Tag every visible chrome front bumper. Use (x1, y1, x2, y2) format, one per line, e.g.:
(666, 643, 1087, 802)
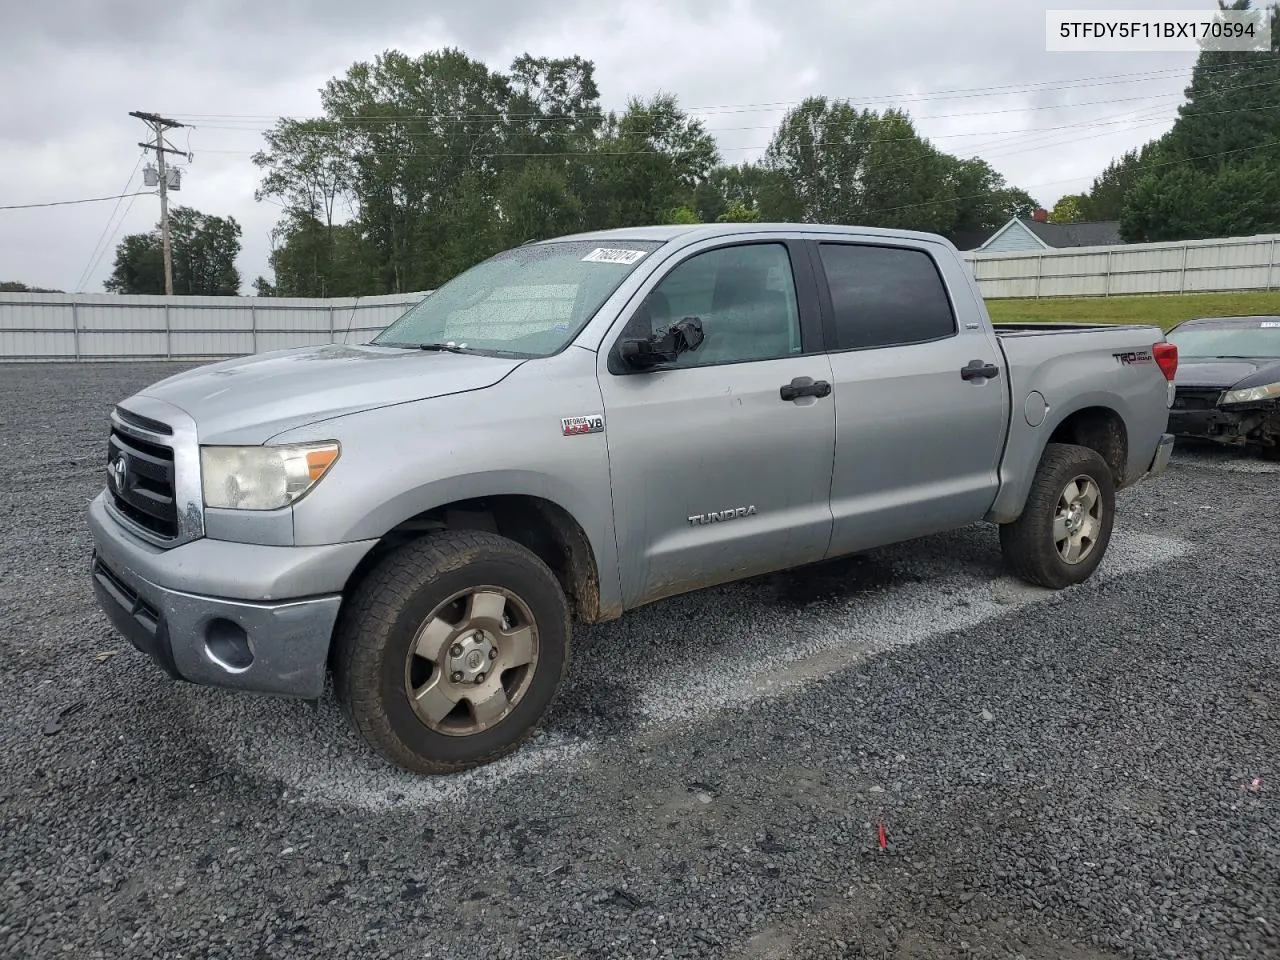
(87, 492, 376, 699)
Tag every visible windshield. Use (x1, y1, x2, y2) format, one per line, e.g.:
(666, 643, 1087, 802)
(1167, 319, 1280, 359)
(373, 239, 664, 357)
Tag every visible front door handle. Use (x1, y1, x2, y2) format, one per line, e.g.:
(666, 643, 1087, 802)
(960, 359, 1000, 381)
(780, 376, 832, 401)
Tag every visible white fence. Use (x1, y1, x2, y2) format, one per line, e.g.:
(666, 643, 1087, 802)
(963, 232, 1280, 299)
(5, 231, 1280, 361)
(0, 291, 426, 362)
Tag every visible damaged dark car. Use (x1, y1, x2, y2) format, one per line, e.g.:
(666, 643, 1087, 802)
(1166, 315, 1280, 459)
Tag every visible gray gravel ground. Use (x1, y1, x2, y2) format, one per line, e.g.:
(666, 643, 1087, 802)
(2, 361, 1278, 960)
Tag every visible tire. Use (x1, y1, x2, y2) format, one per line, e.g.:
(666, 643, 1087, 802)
(332, 529, 571, 774)
(999, 442, 1116, 589)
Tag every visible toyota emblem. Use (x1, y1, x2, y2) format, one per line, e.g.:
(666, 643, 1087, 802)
(109, 456, 127, 489)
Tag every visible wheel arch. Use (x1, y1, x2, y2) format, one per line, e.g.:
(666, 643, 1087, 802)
(339, 491, 615, 630)
(987, 398, 1131, 525)
(1045, 405, 1129, 485)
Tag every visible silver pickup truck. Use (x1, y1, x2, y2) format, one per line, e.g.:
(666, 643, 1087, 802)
(88, 223, 1178, 774)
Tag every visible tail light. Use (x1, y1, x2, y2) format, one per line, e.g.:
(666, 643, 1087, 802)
(1153, 341, 1178, 381)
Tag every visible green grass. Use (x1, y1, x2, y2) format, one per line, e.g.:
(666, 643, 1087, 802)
(987, 290, 1280, 332)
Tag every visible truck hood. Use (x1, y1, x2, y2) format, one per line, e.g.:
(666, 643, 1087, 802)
(1175, 357, 1280, 390)
(135, 342, 525, 444)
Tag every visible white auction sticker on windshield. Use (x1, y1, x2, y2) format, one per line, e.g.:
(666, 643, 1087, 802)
(581, 247, 648, 265)
(1260, 321, 1280, 327)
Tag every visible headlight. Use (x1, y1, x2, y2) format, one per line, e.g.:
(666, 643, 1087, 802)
(200, 442, 340, 510)
(1220, 381, 1280, 405)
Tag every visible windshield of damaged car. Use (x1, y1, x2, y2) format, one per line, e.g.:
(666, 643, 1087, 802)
(1167, 319, 1280, 359)
(373, 240, 663, 357)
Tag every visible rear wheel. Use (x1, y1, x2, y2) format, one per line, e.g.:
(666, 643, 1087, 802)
(999, 442, 1116, 589)
(333, 530, 571, 774)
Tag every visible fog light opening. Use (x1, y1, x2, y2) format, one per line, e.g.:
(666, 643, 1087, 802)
(205, 618, 254, 672)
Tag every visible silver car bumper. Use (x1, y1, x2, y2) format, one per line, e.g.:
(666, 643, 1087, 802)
(87, 492, 376, 699)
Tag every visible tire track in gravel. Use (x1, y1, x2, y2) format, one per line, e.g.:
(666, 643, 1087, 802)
(177, 524, 1190, 812)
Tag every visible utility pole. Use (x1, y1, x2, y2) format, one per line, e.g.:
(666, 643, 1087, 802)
(130, 111, 188, 296)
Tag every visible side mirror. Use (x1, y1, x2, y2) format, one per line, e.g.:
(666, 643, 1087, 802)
(619, 317, 705, 370)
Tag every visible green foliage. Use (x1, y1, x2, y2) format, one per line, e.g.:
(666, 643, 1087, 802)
(105, 206, 242, 296)
(251, 50, 1042, 295)
(261, 212, 377, 298)
(1050, 194, 1087, 223)
(943, 157, 1038, 243)
(1081, 1, 1280, 239)
(759, 99, 1035, 243)
(1079, 142, 1166, 220)
(663, 205, 701, 224)
(1121, 158, 1280, 241)
(694, 164, 776, 222)
(716, 202, 761, 223)
(0, 281, 63, 292)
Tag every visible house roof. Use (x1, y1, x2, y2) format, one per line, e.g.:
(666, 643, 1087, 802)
(950, 228, 993, 252)
(1020, 219, 1123, 248)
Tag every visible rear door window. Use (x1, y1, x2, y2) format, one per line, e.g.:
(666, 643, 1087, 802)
(817, 243, 957, 351)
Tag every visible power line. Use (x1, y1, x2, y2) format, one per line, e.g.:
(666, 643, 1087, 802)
(0, 191, 155, 211)
(186, 70, 1280, 144)
(190, 90, 1190, 136)
(191, 99, 1274, 162)
(79, 191, 146, 294)
(161, 56, 1280, 128)
(75, 152, 147, 292)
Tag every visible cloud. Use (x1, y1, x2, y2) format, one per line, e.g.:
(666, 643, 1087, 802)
(1, 0, 1199, 293)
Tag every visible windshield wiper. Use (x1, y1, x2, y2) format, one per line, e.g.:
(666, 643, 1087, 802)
(416, 342, 472, 354)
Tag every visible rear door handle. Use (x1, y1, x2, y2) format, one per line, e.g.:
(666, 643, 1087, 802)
(779, 376, 832, 401)
(961, 359, 1000, 381)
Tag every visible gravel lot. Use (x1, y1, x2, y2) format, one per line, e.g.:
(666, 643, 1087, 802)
(2, 361, 1278, 960)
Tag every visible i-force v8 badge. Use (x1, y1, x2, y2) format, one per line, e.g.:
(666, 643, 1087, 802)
(561, 415, 604, 436)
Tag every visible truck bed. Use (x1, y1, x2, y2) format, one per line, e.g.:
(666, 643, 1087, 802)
(982, 317, 1173, 523)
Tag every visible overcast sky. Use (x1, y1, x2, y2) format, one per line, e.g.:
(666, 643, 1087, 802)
(1, 0, 1208, 294)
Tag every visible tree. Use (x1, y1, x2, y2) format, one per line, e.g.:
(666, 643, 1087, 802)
(694, 163, 778, 222)
(259, 213, 377, 298)
(1159, 0, 1280, 172)
(1107, 2, 1280, 239)
(1080, 143, 1166, 220)
(663, 204, 701, 224)
(760, 98, 1037, 242)
(716, 201, 761, 223)
(104, 233, 164, 295)
(1121, 157, 1280, 241)
(105, 206, 242, 295)
(0, 281, 63, 292)
(580, 94, 720, 229)
(319, 47, 515, 292)
(498, 161, 583, 246)
(253, 119, 352, 229)
(1050, 194, 1087, 223)
(251, 48, 1046, 295)
(942, 156, 1037, 245)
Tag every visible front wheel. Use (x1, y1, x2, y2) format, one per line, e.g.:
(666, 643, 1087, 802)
(999, 442, 1116, 589)
(332, 530, 571, 774)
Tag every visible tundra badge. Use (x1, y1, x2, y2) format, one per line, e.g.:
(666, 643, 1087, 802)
(688, 506, 758, 526)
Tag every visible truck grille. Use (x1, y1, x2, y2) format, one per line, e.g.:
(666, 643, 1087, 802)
(107, 426, 178, 539)
(1172, 386, 1223, 411)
